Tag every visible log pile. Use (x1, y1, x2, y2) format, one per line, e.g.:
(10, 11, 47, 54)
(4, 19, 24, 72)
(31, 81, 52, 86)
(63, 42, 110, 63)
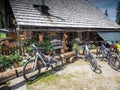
(0, 66, 23, 84)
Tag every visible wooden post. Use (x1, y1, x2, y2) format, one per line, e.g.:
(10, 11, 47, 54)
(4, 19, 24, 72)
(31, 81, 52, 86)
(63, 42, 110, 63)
(39, 33, 43, 42)
(86, 31, 90, 40)
(63, 33, 68, 52)
(16, 26, 20, 45)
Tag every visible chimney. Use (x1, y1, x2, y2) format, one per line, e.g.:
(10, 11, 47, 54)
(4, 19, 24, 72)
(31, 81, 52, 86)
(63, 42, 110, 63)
(33, 0, 50, 15)
(41, 0, 45, 5)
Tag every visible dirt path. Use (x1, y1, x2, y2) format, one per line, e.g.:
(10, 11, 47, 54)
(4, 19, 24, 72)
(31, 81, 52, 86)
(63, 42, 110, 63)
(27, 59, 120, 90)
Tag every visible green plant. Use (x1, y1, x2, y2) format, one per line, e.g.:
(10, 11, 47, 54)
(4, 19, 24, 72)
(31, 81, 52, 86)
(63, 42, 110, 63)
(26, 46, 33, 52)
(9, 53, 21, 68)
(8, 52, 19, 62)
(90, 44, 96, 49)
(6, 81, 11, 86)
(72, 38, 81, 50)
(72, 43, 80, 55)
(0, 55, 12, 69)
(0, 32, 6, 38)
(12, 53, 19, 62)
(35, 40, 54, 54)
(0, 53, 20, 70)
(19, 60, 25, 66)
(72, 43, 79, 51)
(20, 40, 35, 52)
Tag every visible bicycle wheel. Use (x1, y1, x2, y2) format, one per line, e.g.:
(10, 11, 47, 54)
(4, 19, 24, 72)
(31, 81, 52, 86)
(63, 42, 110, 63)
(51, 54, 63, 71)
(100, 49, 106, 61)
(89, 54, 97, 71)
(96, 47, 101, 57)
(22, 59, 41, 81)
(109, 52, 120, 70)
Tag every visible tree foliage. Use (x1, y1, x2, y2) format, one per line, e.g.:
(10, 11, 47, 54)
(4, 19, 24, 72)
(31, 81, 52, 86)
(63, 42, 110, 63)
(0, 0, 5, 28)
(116, 1, 120, 25)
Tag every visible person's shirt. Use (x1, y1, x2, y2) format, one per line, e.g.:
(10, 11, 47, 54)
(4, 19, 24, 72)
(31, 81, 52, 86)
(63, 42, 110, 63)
(116, 43, 120, 53)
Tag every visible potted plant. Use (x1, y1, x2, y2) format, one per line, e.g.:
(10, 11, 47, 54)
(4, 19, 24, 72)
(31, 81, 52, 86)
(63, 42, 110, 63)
(72, 38, 81, 55)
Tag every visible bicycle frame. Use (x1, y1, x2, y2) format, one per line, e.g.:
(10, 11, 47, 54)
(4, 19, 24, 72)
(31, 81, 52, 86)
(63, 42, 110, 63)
(35, 49, 54, 67)
(101, 43, 110, 59)
(31, 44, 54, 68)
(84, 44, 91, 59)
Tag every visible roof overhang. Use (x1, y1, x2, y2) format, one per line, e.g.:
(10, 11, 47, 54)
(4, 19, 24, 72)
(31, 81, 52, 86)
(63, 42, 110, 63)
(16, 25, 120, 32)
(97, 31, 120, 43)
(0, 29, 10, 32)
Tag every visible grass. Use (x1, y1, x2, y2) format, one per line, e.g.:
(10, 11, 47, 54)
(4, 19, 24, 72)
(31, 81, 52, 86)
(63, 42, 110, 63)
(6, 81, 11, 86)
(26, 70, 92, 90)
(26, 72, 61, 90)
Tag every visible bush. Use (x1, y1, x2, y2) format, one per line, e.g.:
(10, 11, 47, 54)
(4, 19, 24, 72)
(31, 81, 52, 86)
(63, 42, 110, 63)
(0, 55, 12, 70)
(35, 40, 54, 54)
(0, 53, 20, 71)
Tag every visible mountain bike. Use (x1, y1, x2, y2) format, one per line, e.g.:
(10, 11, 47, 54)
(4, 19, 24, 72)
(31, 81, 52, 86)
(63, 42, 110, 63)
(100, 41, 120, 70)
(22, 44, 63, 81)
(83, 43, 98, 72)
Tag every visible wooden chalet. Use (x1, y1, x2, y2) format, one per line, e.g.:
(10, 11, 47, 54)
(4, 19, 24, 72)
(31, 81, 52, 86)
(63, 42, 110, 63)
(1, 0, 120, 51)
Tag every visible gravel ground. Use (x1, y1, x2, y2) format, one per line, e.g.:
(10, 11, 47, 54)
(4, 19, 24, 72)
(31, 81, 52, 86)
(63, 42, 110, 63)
(27, 58, 120, 90)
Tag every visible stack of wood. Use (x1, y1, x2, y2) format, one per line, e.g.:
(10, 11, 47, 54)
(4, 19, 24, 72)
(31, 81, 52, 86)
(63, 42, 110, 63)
(20, 34, 25, 41)
(63, 33, 69, 51)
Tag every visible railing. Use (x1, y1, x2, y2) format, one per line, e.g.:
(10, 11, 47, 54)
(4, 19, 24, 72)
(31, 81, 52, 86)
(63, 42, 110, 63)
(0, 45, 25, 55)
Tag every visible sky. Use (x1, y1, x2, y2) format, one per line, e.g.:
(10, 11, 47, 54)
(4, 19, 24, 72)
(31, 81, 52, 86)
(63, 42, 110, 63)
(90, 0, 120, 22)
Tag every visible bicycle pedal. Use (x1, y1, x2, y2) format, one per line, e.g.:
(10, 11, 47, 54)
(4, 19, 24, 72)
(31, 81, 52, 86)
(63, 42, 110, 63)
(47, 64, 50, 67)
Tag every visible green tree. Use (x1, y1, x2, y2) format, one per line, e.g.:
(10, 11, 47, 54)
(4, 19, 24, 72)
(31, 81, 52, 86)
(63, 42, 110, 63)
(116, 1, 120, 25)
(0, 0, 5, 28)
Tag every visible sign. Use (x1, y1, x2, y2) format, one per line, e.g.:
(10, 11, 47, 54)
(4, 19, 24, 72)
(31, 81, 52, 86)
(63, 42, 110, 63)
(51, 39, 63, 49)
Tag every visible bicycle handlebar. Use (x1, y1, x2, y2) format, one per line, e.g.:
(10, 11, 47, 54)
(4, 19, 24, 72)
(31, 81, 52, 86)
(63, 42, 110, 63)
(32, 44, 38, 49)
(32, 44, 45, 51)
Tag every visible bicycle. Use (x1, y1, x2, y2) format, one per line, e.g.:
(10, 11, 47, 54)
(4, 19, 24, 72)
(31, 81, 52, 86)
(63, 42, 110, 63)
(100, 41, 120, 70)
(22, 44, 63, 81)
(83, 43, 98, 72)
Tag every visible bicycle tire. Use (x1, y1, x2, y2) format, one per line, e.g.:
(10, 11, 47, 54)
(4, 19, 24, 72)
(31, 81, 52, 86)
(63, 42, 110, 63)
(100, 49, 106, 61)
(51, 54, 63, 71)
(89, 54, 97, 71)
(22, 59, 41, 81)
(108, 52, 120, 70)
(96, 47, 101, 57)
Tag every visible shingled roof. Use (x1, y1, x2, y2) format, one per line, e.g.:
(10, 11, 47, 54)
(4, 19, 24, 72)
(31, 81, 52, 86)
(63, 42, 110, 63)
(9, 0, 120, 30)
